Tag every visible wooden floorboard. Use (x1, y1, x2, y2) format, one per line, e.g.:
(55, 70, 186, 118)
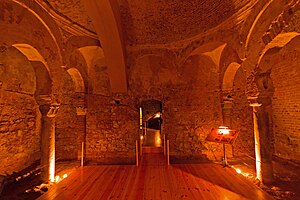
(38, 149, 273, 200)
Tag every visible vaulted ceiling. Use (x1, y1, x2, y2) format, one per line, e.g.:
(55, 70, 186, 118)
(44, 0, 259, 92)
(46, 0, 256, 45)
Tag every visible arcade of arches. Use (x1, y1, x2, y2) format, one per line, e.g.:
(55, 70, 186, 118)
(0, 0, 300, 199)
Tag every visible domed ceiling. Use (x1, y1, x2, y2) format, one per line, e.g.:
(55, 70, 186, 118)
(44, 0, 255, 45)
(119, 0, 254, 44)
(43, 0, 95, 32)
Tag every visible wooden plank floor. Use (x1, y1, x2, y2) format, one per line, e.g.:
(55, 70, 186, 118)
(38, 149, 273, 200)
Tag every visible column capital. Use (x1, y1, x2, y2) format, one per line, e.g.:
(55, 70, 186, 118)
(39, 104, 60, 117)
(36, 95, 60, 117)
(248, 96, 274, 107)
(246, 67, 274, 106)
(222, 99, 233, 109)
(76, 107, 87, 116)
(35, 95, 52, 106)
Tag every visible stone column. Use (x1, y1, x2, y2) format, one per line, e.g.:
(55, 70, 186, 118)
(38, 99, 59, 182)
(247, 68, 274, 184)
(221, 95, 234, 158)
(222, 98, 233, 128)
(249, 97, 274, 184)
(76, 107, 87, 163)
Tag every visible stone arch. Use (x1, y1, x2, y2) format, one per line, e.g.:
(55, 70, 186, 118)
(254, 33, 300, 163)
(76, 46, 111, 95)
(82, 0, 127, 92)
(178, 25, 246, 62)
(0, 44, 55, 180)
(219, 44, 243, 90)
(257, 32, 300, 70)
(55, 58, 89, 162)
(10, 43, 57, 182)
(66, 68, 85, 93)
(220, 47, 254, 158)
(12, 44, 52, 96)
(64, 36, 100, 64)
(241, 1, 299, 77)
(0, 46, 36, 95)
(181, 42, 227, 66)
(0, 0, 63, 69)
(222, 62, 241, 92)
(243, 0, 289, 53)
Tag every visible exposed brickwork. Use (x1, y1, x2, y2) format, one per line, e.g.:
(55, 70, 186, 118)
(0, 46, 40, 176)
(0, 91, 40, 175)
(128, 54, 224, 162)
(44, 0, 95, 32)
(56, 103, 80, 161)
(0, 0, 299, 181)
(270, 45, 300, 162)
(232, 68, 255, 157)
(85, 95, 138, 164)
(120, 0, 252, 44)
(55, 77, 86, 161)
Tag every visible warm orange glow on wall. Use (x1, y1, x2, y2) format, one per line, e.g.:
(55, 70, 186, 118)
(49, 147, 55, 183)
(140, 107, 143, 129)
(253, 107, 262, 182)
(155, 131, 162, 146)
(154, 113, 161, 118)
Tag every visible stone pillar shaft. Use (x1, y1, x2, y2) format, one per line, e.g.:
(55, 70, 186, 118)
(76, 107, 87, 162)
(252, 105, 262, 181)
(40, 115, 55, 182)
(251, 102, 274, 184)
(222, 100, 234, 158)
(39, 104, 59, 182)
(222, 100, 233, 127)
(246, 67, 275, 184)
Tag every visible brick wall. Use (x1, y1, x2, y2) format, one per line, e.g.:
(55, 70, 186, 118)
(128, 54, 226, 163)
(0, 46, 40, 176)
(85, 94, 138, 164)
(231, 67, 255, 157)
(271, 46, 300, 162)
(0, 91, 40, 175)
(55, 102, 80, 161)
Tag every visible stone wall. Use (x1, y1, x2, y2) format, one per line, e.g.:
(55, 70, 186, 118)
(44, 0, 95, 32)
(85, 94, 138, 164)
(55, 102, 80, 161)
(127, 53, 225, 163)
(55, 72, 87, 161)
(0, 91, 40, 176)
(231, 68, 255, 157)
(271, 42, 300, 163)
(0, 45, 41, 176)
(163, 85, 223, 163)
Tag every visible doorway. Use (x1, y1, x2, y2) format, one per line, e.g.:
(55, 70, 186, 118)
(140, 100, 162, 148)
